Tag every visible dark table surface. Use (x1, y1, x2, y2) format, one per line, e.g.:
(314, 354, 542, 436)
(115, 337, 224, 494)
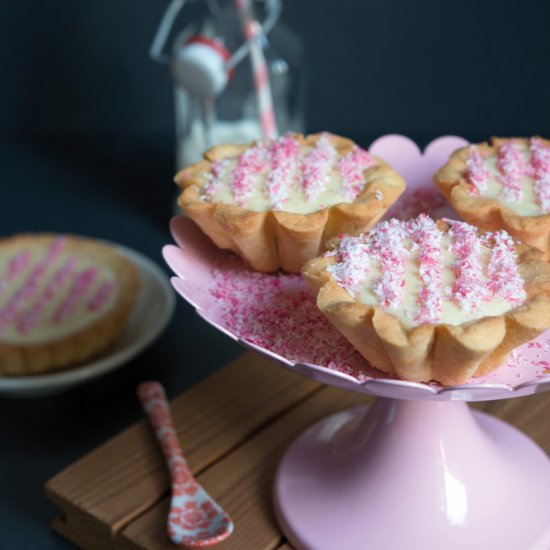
(0, 135, 243, 549)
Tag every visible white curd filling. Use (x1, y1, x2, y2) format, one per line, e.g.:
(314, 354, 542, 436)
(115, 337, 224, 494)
(466, 138, 550, 216)
(200, 133, 378, 214)
(327, 215, 526, 329)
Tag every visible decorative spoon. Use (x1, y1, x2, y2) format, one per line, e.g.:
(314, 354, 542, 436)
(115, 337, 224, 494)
(137, 381, 234, 547)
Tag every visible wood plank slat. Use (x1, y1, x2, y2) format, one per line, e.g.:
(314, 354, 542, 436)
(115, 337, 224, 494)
(45, 353, 320, 539)
(118, 386, 372, 550)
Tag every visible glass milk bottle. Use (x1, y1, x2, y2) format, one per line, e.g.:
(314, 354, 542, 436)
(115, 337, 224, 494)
(150, 0, 306, 170)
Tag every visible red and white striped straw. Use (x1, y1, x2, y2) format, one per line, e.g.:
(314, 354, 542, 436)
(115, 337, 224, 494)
(234, 0, 278, 140)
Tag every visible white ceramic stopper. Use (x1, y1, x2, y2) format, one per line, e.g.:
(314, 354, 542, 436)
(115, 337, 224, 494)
(171, 37, 229, 97)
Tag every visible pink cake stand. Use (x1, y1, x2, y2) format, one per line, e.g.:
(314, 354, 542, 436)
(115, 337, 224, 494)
(163, 136, 550, 550)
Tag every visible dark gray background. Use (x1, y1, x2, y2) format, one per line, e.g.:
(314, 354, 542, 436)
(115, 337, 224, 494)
(0, 1, 548, 548)
(2, 0, 549, 144)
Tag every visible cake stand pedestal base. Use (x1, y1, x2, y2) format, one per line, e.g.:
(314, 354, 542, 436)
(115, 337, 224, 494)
(274, 398, 550, 550)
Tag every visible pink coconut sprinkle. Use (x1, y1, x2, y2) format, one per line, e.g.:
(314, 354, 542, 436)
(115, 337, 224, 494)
(484, 230, 526, 305)
(337, 145, 376, 201)
(301, 133, 337, 201)
(264, 134, 300, 209)
(229, 143, 269, 206)
(202, 159, 226, 200)
(497, 140, 528, 202)
(408, 214, 443, 323)
(209, 260, 375, 379)
(531, 137, 550, 213)
(368, 219, 410, 309)
(326, 234, 371, 293)
(445, 219, 490, 312)
(466, 146, 492, 195)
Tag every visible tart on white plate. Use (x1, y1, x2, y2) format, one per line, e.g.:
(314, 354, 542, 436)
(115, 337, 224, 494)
(434, 136, 550, 259)
(0, 234, 140, 375)
(175, 132, 405, 273)
(302, 214, 550, 386)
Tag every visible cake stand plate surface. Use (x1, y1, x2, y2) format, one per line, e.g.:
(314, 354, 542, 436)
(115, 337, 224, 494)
(164, 135, 550, 550)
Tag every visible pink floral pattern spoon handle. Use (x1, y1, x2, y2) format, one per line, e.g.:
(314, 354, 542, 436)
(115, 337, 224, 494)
(137, 381, 234, 547)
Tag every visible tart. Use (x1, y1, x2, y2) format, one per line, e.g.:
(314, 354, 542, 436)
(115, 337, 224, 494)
(302, 214, 550, 386)
(0, 234, 140, 376)
(175, 132, 405, 273)
(434, 136, 550, 259)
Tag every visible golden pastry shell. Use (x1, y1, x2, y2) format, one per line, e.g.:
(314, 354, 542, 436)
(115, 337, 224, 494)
(301, 220, 550, 386)
(175, 132, 406, 273)
(0, 234, 140, 376)
(434, 136, 550, 260)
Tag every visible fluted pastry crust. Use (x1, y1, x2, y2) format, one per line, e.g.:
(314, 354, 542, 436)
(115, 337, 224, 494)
(0, 234, 140, 376)
(434, 137, 550, 260)
(175, 133, 405, 273)
(302, 220, 550, 386)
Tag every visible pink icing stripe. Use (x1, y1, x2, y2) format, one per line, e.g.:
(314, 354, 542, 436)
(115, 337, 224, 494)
(497, 140, 528, 202)
(229, 143, 269, 206)
(6, 251, 32, 282)
(0, 250, 32, 297)
(16, 257, 78, 334)
(485, 231, 526, 305)
(368, 219, 410, 309)
(466, 146, 491, 195)
(445, 219, 490, 312)
(408, 214, 443, 323)
(0, 238, 65, 333)
(337, 145, 376, 201)
(87, 280, 117, 312)
(531, 137, 550, 213)
(264, 134, 300, 209)
(52, 267, 98, 323)
(301, 133, 337, 202)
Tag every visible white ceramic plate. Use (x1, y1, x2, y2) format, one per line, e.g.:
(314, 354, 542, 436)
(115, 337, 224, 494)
(0, 243, 176, 398)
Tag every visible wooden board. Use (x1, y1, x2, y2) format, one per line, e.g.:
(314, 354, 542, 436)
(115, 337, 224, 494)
(45, 352, 550, 549)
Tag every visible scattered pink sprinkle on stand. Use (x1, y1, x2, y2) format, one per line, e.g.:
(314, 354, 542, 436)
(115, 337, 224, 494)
(164, 135, 550, 550)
